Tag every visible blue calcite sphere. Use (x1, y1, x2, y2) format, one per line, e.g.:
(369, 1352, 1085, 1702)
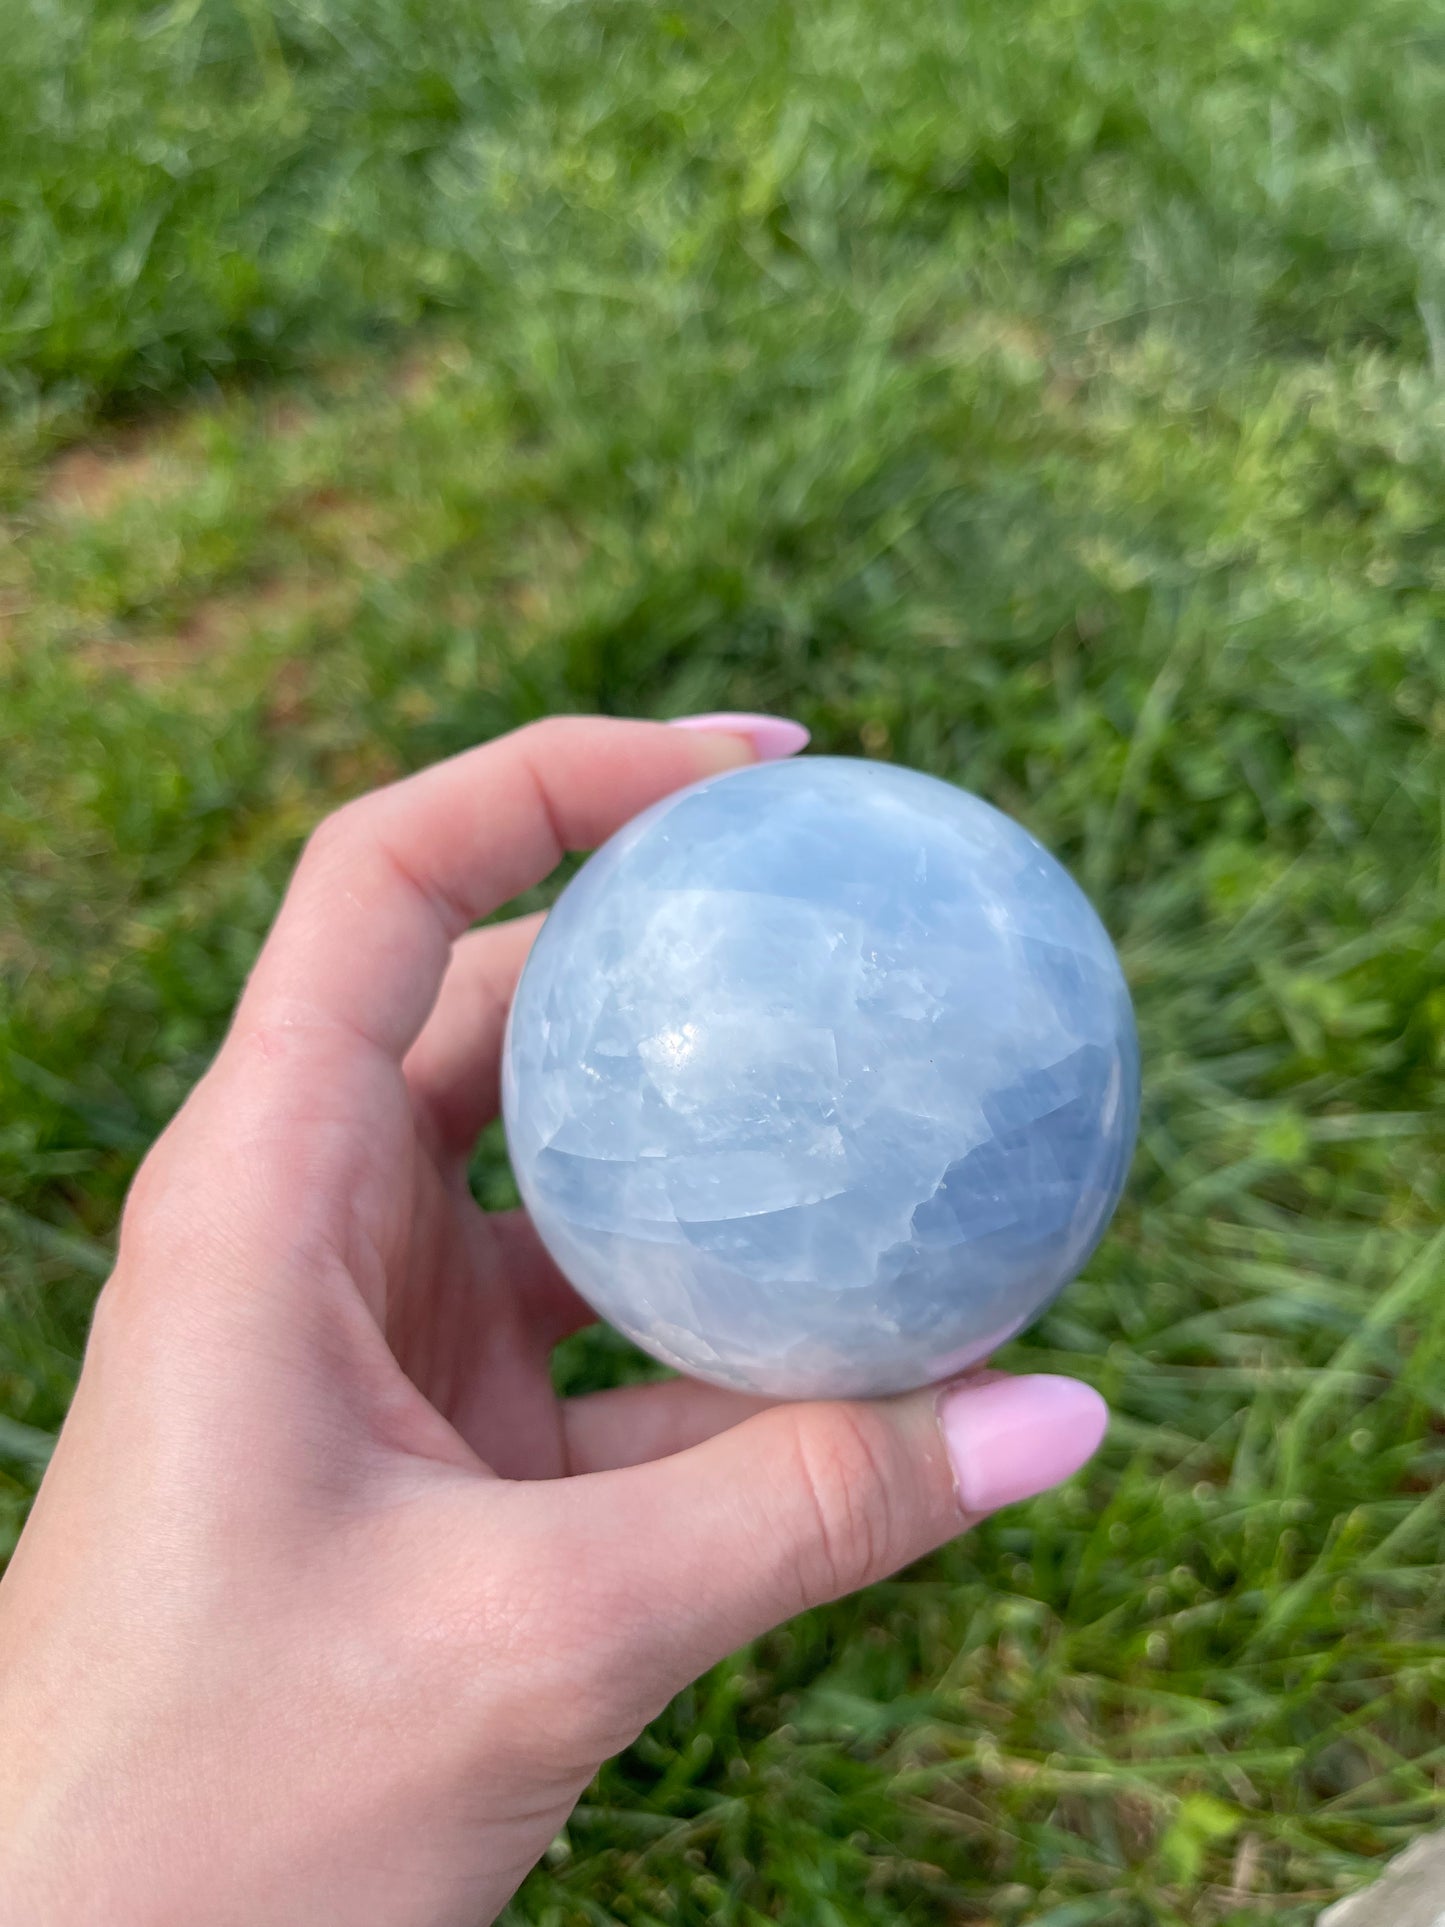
(502, 758, 1139, 1399)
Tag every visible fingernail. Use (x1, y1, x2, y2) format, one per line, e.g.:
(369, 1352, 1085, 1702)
(669, 712, 811, 761)
(937, 1375, 1108, 1518)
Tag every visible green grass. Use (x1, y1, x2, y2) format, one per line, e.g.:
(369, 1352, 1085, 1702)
(3, 0, 1445, 1919)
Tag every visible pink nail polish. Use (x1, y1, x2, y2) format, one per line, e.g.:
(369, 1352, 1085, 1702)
(669, 711, 811, 761)
(937, 1375, 1108, 1517)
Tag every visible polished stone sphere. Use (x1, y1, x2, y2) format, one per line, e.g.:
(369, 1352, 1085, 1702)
(502, 758, 1139, 1399)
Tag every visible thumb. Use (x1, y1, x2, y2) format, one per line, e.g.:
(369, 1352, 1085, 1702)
(577, 1374, 1108, 1688)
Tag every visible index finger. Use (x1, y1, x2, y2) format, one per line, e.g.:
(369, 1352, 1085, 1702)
(233, 716, 773, 1062)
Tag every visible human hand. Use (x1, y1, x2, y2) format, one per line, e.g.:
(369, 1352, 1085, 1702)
(0, 715, 1109, 1927)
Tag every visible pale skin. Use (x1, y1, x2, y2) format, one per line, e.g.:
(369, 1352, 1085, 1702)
(0, 716, 1108, 1926)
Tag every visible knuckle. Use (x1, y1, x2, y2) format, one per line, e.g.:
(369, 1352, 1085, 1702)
(86, 1261, 138, 1353)
(85, 1219, 195, 1377)
(303, 796, 374, 867)
(785, 1404, 903, 1604)
(513, 715, 582, 756)
(112, 1125, 190, 1280)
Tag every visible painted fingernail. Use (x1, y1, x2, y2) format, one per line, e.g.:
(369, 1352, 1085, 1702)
(937, 1375, 1108, 1518)
(669, 712, 811, 761)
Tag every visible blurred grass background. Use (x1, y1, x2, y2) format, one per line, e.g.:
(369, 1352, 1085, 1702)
(2, 0, 1444, 1920)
